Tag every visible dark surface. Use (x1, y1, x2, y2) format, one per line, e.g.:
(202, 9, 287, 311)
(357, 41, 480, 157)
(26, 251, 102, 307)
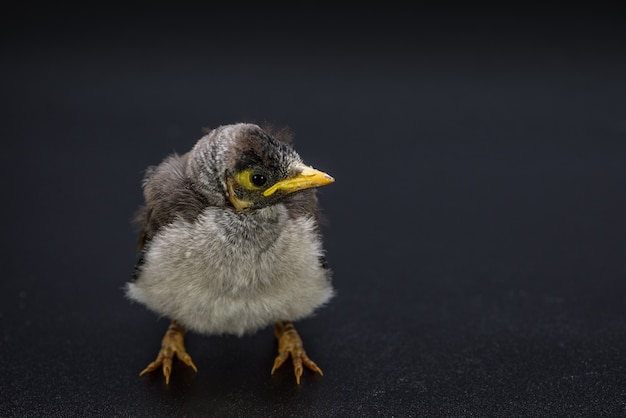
(2, 5, 626, 417)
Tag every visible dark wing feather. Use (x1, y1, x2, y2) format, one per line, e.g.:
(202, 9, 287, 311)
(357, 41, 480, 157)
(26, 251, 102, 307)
(132, 152, 209, 279)
(284, 188, 331, 273)
(284, 189, 320, 223)
(136, 152, 210, 246)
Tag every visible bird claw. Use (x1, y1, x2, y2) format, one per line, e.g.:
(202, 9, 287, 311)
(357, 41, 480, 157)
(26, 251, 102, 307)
(139, 321, 197, 384)
(271, 321, 323, 384)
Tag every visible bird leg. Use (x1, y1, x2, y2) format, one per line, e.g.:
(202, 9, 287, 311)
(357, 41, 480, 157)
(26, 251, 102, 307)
(139, 320, 197, 384)
(271, 321, 323, 384)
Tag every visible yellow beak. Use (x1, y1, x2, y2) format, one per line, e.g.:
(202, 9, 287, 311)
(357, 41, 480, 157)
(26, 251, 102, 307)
(263, 165, 335, 197)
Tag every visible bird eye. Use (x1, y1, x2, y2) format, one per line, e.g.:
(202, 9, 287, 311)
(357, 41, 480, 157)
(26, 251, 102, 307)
(250, 173, 267, 187)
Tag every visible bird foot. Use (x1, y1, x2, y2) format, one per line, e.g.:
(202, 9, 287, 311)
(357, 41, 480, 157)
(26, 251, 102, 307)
(271, 321, 323, 384)
(139, 321, 197, 384)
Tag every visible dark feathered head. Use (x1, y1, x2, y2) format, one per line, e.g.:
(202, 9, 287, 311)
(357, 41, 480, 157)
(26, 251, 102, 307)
(187, 123, 334, 211)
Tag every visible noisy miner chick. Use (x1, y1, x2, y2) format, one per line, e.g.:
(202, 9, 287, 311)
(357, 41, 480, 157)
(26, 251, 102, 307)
(126, 123, 335, 384)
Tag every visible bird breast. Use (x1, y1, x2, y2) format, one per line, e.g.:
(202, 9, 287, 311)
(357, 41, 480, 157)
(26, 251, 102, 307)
(125, 205, 334, 336)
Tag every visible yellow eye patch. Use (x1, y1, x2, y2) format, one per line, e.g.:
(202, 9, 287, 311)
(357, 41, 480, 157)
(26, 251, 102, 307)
(234, 169, 267, 190)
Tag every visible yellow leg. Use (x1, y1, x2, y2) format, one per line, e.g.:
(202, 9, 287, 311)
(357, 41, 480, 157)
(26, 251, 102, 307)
(139, 320, 198, 384)
(271, 321, 323, 384)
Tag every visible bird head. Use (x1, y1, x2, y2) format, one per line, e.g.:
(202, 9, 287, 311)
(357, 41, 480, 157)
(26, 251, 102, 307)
(187, 123, 334, 211)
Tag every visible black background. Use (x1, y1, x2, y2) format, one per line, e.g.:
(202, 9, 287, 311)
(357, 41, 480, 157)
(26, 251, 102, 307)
(2, 4, 626, 417)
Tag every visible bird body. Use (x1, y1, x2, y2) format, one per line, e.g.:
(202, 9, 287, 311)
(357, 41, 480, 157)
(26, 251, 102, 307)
(127, 203, 333, 336)
(126, 123, 334, 383)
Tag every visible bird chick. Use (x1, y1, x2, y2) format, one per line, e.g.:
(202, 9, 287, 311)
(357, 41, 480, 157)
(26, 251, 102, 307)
(126, 123, 335, 384)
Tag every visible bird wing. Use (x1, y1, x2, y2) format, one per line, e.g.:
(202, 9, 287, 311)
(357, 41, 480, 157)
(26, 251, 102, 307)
(134, 152, 210, 248)
(284, 188, 325, 229)
(132, 152, 210, 281)
(284, 188, 331, 271)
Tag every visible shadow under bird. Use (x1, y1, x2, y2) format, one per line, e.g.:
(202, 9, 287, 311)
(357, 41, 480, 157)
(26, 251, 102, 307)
(125, 123, 335, 384)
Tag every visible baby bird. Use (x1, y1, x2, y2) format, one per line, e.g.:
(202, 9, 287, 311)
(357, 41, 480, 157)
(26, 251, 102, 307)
(126, 123, 335, 384)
